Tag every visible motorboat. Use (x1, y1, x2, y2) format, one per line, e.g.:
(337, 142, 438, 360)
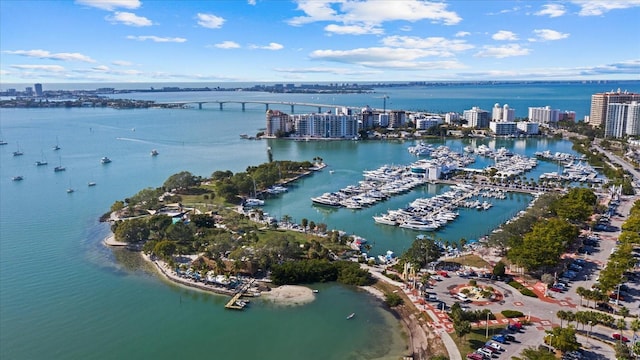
(12, 175, 23, 181)
(101, 157, 112, 164)
(346, 313, 355, 320)
(244, 198, 265, 207)
(151, 149, 159, 156)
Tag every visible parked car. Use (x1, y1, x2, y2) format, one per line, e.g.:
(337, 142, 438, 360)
(485, 341, 504, 351)
(596, 302, 613, 312)
(612, 333, 630, 342)
(476, 348, 493, 358)
(553, 283, 568, 290)
(569, 264, 583, 272)
(609, 293, 625, 301)
(549, 286, 563, 293)
(492, 334, 507, 343)
(504, 334, 516, 342)
(466, 353, 484, 360)
(482, 345, 498, 354)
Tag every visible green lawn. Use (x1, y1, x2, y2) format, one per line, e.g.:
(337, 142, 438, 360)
(444, 254, 492, 269)
(452, 326, 507, 357)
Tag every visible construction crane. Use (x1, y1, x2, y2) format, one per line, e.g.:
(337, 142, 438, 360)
(375, 95, 390, 113)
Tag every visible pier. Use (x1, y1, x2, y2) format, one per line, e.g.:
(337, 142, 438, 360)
(224, 279, 255, 310)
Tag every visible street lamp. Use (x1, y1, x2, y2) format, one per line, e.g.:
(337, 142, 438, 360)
(485, 311, 490, 339)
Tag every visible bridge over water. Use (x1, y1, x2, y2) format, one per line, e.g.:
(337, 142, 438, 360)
(157, 100, 365, 113)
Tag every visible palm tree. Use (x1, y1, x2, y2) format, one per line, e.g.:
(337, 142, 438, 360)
(630, 319, 640, 342)
(557, 310, 568, 328)
(281, 214, 292, 224)
(576, 286, 586, 307)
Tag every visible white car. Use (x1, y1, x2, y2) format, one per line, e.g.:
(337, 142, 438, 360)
(485, 341, 503, 351)
(476, 348, 493, 358)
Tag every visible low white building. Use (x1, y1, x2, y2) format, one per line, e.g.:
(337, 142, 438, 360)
(517, 121, 540, 135)
(415, 116, 443, 130)
(489, 121, 517, 136)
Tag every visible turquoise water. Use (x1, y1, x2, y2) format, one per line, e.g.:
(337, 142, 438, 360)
(0, 81, 637, 359)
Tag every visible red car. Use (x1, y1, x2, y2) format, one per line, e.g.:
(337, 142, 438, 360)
(549, 286, 563, 293)
(612, 333, 630, 342)
(466, 353, 483, 360)
(609, 293, 625, 301)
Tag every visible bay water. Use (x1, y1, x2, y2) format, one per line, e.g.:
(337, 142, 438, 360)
(1, 81, 637, 359)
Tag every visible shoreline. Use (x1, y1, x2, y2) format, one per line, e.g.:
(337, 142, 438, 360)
(106, 238, 317, 305)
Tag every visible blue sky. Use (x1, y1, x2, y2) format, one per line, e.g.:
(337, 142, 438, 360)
(1, 0, 639, 83)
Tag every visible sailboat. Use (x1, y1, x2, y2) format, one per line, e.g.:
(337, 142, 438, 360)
(53, 137, 61, 151)
(13, 142, 24, 156)
(35, 150, 48, 166)
(54, 156, 66, 172)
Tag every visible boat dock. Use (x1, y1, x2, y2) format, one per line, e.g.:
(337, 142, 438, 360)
(224, 279, 255, 310)
(225, 292, 246, 310)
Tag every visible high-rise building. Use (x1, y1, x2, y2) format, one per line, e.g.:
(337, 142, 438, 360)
(502, 104, 515, 122)
(492, 103, 503, 121)
(528, 106, 560, 126)
(605, 103, 630, 138)
(624, 102, 640, 136)
(265, 109, 291, 137)
(463, 107, 489, 128)
(34, 83, 43, 97)
(589, 89, 640, 127)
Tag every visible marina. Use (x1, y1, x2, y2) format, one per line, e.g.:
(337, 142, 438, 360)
(0, 81, 627, 360)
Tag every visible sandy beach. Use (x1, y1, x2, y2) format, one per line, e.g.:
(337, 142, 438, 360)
(261, 285, 316, 305)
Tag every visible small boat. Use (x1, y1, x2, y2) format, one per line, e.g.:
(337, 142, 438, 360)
(312, 289, 319, 293)
(150, 149, 159, 156)
(346, 313, 355, 320)
(54, 156, 66, 172)
(35, 151, 48, 166)
(12, 175, 24, 181)
(13, 143, 23, 156)
(101, 156, 112, 164)
(88, 181, 96, 187)
(66, 188, 74, 193)
(0, 140, 7, 145)
(53, 137, 61, 151)
(329, 170, 335, 174)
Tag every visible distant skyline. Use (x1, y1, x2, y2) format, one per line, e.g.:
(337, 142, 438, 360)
(1, 0, 639, 84)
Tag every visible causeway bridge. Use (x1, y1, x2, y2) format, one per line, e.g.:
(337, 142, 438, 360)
(157, 100, 365, 113)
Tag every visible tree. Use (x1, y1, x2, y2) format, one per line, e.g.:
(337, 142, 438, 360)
(384, 292, 404, 307)
(301, 218, 308, 232)
(154, 240, 176, 259)
(519, 347, 556, 360)
(401, 235, 443, 269)
(163, 171, 198, 191)
(113, 218, 150, 243)
(453, 319, 471, 340)
(547, 326, 580, 353)
(493, 261, 506, 277)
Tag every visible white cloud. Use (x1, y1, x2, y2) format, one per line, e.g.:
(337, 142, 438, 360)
(530, 29, 569, 41)
(92, 65, 110, 72)
(0, 70, 10, 76)
(492, 30, 518, 41)
(309, 47, 465, 70)
(274, 67, 380, 76)
(112, 60, 133, 66)
(457, 59, 640, 79)
(381, 35, 474, 55)
(288, 0, 461, 27)
(399, 25, 412, 32)
(571, 0, 640, 16)
(75, 0, 140, 11)
(455, 31, 470, 37)
(11, 64, 66, 72)
(324, 24, 383, 35)
(247, 0, 256, 4)
(197, 13, 225, 29)
(534, 4, 566, 17)
(250, 42, 284, 50)
(126, 35, 187, 43)
(214, 41, 241, 49)
(107, 11, 153, 26)
(4, 49, 96, 62)
(474, 44, 530, 58)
